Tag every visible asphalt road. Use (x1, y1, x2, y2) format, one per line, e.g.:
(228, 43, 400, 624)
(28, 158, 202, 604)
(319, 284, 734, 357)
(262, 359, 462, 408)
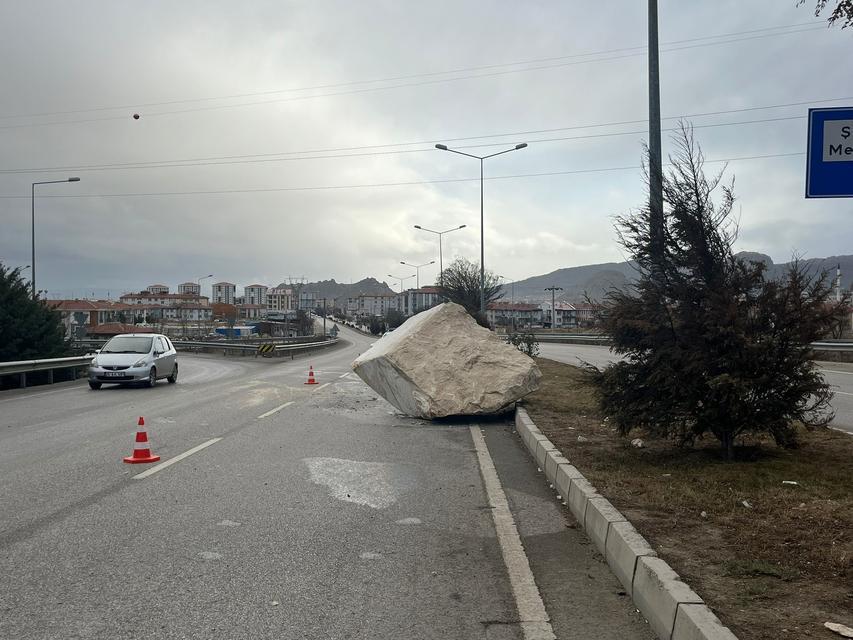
(1, 325, 653, 640)
(538, 342, 853, 435)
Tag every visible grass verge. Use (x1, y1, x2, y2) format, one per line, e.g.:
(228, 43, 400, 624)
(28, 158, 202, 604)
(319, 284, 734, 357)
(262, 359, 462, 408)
(523, 357, 853, 640)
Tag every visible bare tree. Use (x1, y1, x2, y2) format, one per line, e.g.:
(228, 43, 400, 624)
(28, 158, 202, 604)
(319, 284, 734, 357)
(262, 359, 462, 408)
(798, 0, 853, 28)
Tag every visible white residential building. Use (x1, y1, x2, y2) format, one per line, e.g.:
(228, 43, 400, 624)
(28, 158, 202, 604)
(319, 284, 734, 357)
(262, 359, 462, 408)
(177, 282, 200, 295)
(540, 301, 577, 328)
(267, 287, 294, 313)
(146, 284, 169, 294)
(486, 302, 544, 328)
(399, 286, 441, 316)
(120, 291, 209, 307)
(211, 282, 236, 305)
(244, 284, 268, 306)
(346, 293, 400, 318)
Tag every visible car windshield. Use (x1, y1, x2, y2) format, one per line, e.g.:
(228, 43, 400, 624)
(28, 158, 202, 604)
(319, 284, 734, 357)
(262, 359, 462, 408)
(101, 336, 153, 354)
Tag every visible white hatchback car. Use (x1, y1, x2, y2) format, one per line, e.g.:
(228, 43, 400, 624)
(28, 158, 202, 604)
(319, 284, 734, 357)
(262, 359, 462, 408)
(88, 333, 178, 390)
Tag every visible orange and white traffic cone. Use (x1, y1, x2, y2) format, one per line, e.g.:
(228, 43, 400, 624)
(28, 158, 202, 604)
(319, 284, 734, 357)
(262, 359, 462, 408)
(304, 365, 318, 385)
(123, 417, 161, 464)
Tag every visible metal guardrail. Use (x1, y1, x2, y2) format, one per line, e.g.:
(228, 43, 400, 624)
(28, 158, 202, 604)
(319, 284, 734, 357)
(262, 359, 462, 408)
(0, 356, 93, 387)
(0, 338, 341, 389)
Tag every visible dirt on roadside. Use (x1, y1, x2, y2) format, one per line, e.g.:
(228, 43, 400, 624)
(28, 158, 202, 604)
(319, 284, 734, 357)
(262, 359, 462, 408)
(523, 357, 853, 640)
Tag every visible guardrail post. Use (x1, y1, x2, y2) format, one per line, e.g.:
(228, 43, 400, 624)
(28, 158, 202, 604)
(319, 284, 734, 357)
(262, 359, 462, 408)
(20, 372, 26, 388)
(47, 370, 54, 384)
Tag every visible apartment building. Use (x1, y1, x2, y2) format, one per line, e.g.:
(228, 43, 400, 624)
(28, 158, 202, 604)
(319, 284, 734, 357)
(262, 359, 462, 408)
(244, 284, 268, 306)
(177, 282, 200, 295)
(211, 282, 236, 305)
(399, 286, 441, 316)
(486, 302, 544, 329)
(146, 284, 169, 294)
(267, 287, 294, 313)
(346, 293, 400, 318)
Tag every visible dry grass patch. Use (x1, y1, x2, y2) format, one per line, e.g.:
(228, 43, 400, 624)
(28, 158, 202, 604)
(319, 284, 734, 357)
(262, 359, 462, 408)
(524, 357, 853, 640)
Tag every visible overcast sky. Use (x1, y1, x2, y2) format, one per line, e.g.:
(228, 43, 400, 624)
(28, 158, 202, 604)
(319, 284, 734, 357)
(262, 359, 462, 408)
(0, 1, 850, 299)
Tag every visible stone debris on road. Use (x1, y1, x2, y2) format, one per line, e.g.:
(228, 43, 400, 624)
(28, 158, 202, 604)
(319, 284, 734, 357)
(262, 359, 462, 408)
(351, 302, 540, 419)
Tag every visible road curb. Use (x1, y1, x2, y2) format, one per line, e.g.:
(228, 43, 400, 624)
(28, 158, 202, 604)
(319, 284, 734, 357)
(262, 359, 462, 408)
(514, 406, 739, 640)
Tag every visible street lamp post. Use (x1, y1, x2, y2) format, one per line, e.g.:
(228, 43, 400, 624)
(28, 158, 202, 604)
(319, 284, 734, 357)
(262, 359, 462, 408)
(31, 177, 80, 299)
(413, 224, 466, 287)
(388, 273, 415, 315)
(399, 260, 435, 290)
(435, 142, 527, 314)
(545, 286, 563, 329)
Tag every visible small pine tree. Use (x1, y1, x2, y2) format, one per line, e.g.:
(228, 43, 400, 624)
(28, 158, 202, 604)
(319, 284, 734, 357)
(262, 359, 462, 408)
(592, 125, 835, 460)
(0, 264, 66, 361)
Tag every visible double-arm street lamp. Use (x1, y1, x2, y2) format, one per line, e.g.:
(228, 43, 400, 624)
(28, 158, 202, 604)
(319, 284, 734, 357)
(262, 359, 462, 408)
(387, 273, 415, 293)
(413, 224, 466, 287)
(400, 260, 435, 290)
(435, 142, 527, 314)
(32, 177, 80, 299)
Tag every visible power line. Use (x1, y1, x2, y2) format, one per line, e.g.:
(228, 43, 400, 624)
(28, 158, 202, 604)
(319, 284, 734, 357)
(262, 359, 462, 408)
(1, 94, 846, 176)
(0, 151, 805, 200)
(0, 23, 826, 130)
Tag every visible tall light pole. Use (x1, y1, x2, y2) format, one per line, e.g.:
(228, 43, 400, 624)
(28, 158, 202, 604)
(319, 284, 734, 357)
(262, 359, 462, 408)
(413, 224, 466, 287)
(435, 142, 527, 314)
(32, 177, 80, 299)
(400, 260, 435, 290)
(648, 0, 664, 278)
(545, 286, 563, 329)
(197, 274, 213, 296)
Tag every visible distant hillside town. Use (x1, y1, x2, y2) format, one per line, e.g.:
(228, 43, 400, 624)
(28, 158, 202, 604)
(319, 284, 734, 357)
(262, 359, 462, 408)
(47, 278, 606, 340)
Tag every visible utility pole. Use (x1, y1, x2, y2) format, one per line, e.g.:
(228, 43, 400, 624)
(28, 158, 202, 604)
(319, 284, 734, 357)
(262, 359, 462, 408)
(545, 286, 563, 329)
(648, 0, 664, 278)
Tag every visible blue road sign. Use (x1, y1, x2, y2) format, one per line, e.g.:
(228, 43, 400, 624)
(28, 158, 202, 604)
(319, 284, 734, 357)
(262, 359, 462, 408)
(806, 107, 853, 198)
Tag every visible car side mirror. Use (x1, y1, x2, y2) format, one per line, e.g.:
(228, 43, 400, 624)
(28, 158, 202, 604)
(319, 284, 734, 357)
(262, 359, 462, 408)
(153, 351, 161, 357)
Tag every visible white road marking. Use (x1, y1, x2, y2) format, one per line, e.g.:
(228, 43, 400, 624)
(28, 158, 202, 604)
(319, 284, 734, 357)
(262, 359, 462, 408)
(257, 401, 294, 419)
(834, 390, 853, 396)
(339, 372, 353, 379)
(824, 369, 853, 375)
(313, 383, 330, 391)
(132, 438, 222, 480)
(469, 426, 556, 640)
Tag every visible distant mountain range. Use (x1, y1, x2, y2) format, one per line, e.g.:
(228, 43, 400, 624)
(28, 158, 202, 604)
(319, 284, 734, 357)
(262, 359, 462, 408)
(504, 253, 853, 303)
(286, 278, 396, 302)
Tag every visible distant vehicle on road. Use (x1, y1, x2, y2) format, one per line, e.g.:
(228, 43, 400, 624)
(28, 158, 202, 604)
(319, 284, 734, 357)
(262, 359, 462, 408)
(88, 334, 178, 390)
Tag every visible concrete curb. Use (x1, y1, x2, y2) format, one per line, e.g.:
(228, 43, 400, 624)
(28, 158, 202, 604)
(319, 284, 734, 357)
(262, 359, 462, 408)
(514, 406, 738, 640)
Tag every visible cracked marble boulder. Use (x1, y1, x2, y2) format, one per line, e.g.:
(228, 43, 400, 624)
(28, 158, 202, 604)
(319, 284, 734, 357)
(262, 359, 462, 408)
(352, 302, 541, 419)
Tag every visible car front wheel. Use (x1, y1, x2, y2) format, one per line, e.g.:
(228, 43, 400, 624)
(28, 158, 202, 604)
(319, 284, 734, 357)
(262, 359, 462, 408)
(89, 381, 101, 390)
(146, 367, 157, 388)
(167, 364, 178, 384)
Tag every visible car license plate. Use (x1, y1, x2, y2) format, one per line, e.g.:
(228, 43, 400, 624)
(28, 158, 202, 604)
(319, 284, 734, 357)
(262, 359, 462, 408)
(104, 371, 125, 377)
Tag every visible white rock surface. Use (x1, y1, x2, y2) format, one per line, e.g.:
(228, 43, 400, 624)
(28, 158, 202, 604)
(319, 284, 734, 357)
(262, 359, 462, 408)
(352, 303, 541, 418)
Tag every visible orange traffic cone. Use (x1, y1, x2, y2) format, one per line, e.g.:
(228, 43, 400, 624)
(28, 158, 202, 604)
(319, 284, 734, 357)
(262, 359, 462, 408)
(304, 365, 318, 385)
(123, 417, 161, 464)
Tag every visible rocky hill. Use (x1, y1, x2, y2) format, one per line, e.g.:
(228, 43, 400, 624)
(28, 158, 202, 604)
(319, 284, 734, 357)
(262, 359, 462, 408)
(281, 278, 396, 304)
(506, 253, 853, 303)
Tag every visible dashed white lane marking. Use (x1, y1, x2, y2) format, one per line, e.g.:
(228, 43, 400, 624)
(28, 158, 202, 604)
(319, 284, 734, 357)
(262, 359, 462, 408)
(339, 372, 353, 379)
(835, 390, 853, 396)
(257, 401, 294, 419)
(824, 369, 853, 375)
(132, 438, 222, 480)
(469, 426, 556, 640)
(313, 383, 330, 391)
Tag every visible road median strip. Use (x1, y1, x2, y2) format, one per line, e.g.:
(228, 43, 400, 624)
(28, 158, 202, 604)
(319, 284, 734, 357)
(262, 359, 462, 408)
(515, 406, 737, 640)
